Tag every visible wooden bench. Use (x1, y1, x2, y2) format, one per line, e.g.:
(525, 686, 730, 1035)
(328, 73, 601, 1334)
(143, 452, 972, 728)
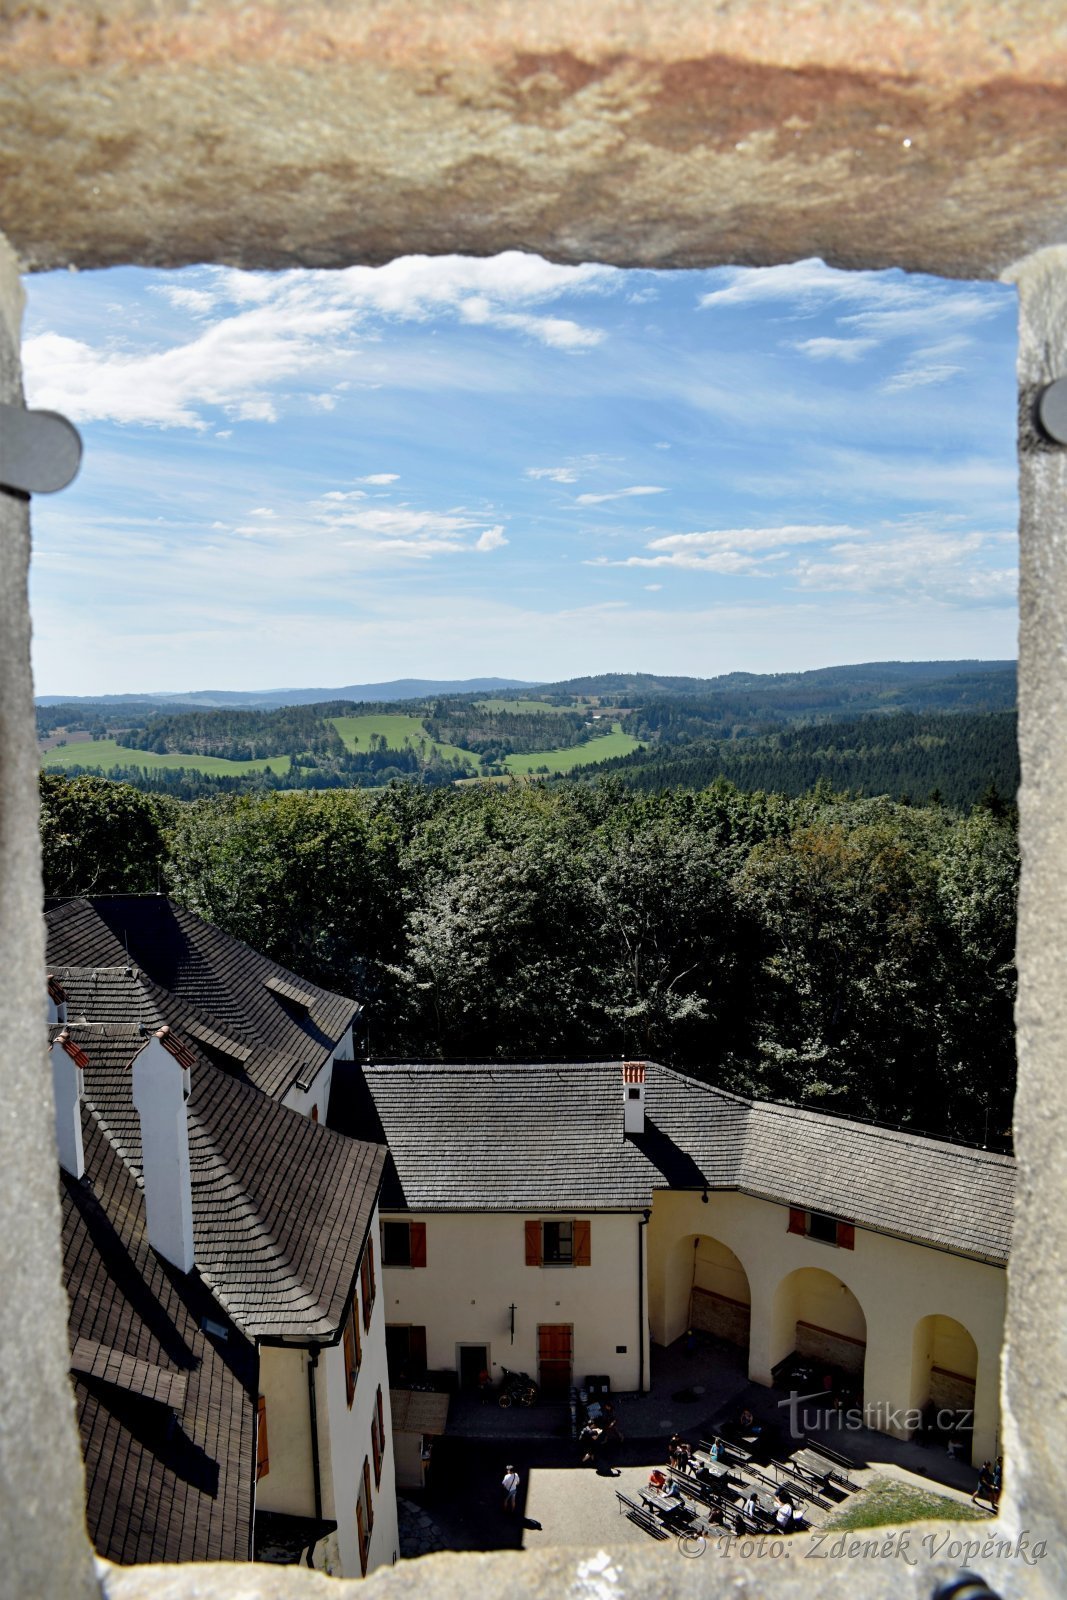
(615, 1491, 669, 1540)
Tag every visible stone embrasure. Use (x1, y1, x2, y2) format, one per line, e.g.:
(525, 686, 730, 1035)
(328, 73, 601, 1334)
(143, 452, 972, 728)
(1, 1, 1066, 277)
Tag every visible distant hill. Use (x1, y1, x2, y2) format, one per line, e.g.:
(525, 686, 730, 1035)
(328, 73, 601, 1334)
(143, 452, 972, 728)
(537, 660, 1016, 703)
(569, 708, 1019, 810)
(36, 677, 532, 710)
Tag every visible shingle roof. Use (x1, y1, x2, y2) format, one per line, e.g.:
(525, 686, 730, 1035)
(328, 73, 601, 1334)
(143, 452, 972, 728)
(361, 1060, 1014, 1264)
(62, 1114, 256, 1564)
(61, 1022, 387, 1340)
(46, 896, 360, 1101)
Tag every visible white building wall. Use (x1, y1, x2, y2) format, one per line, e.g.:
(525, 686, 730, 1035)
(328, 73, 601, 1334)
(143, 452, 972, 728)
(315, 1201, 398, 1579)
(281, 1024, 355, 1122)
(381, 1211, 649, 1395)
(256, 1345, 315, 1519)
(647, 1188, 1006, 1463)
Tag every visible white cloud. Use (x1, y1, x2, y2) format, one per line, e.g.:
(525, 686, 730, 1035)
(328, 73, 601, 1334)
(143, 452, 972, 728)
(576, 485, 666, 506)
(882, 362, 965, 393)
(644, 583, 663, 590)
(475, 525, 508, 552)
(356, 473, 400, 485)
(793, 531, 1016, 604)
(526, 466, 579, 483)
(792, 336, 877, 362)
(23, 251, 618, 430)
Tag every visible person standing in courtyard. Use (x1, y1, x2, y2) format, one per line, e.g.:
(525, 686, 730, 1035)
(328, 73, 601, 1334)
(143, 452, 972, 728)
(502, 1463, 520, 1513)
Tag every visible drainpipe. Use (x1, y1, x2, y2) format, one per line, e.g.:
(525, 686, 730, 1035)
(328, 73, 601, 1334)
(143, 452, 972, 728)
(638, 1210, 651, 1394)
(307, 1343, 323, 1567)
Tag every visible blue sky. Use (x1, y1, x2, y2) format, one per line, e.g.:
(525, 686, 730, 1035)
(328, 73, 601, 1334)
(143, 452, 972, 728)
(24, 253, 1018, 696)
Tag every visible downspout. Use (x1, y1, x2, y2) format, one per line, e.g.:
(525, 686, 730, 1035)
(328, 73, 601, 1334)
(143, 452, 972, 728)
(638, 1210, 651, 1394)
(306, 1343, 323, 1568)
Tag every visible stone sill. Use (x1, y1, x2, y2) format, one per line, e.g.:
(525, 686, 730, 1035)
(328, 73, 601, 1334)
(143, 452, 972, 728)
(97, 1520, 1052, 1600)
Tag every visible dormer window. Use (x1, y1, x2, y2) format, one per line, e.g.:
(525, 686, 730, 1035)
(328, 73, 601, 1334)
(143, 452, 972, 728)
(788, 1207, 855, 1249)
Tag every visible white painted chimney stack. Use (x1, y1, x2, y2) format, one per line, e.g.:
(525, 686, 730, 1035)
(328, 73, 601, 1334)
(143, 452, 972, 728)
(622, 1061, 646, 1136)
(132, 1027, 196, 1274)
(50, 1029, 87, 1179)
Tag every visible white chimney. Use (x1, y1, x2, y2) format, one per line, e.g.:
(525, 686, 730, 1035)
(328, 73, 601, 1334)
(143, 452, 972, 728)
(50, 1029, 87, 1179)
(623, 1061, 646, 1136)
(46, 974, 68, 1026)
(132, 1027, 196, 1274)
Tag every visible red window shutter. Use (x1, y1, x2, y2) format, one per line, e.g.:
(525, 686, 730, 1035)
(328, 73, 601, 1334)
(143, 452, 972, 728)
(361, 1252, 372, 1331)
(837, 1222, 855, 1250)
(372, 1414, 382, 1485)
(356, 1500, 367, 1576)
(410, 1221, 427, 1268)
(525, 1220, 542, 1266)
(363, 1456, 374, 1531)
(787, 1207, 806, 1235)
(573, 1219, 591, 1267)
(354, 1297, 362, 1367)
(256, 1395, 270, 1480)
(311, 1103, 319, 1123)
(344, 1310, 357, 1407)
(376, 1384, 386, 1453)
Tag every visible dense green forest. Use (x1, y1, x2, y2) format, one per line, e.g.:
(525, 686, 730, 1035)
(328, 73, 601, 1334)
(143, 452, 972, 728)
(421, 702, 594, 760)
(123, 704, 344, 760)
(571, 710, 1019, 810)
(41, 772, 1017, 1150)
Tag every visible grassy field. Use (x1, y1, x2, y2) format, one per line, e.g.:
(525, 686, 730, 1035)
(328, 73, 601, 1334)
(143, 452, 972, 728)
(475, 698, 576, 714)
(41, 738, 291, 776)
(823, 1477, 986, 1531)
(504, 724, 643, 775)
(329, 713, 474, 766)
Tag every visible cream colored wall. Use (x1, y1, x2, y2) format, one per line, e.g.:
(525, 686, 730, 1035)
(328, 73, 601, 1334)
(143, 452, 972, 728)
(646, 1188, 1006, 1463)
(693, 1235, 751, 1304)
(255, 1345, 315, 1519)
(316, 1202, 399, 1580)
(381, 1211, 649, 1393)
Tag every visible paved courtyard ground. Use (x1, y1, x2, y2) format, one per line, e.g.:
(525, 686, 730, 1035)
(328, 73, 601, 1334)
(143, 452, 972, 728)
(399, 1335, 986, 1558)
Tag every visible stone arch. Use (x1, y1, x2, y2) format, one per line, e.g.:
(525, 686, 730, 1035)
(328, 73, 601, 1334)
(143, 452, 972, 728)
(911, 1313, 979, 1438)
(668, 1232, 753, 1353)
(771, 1266, 867, 1391)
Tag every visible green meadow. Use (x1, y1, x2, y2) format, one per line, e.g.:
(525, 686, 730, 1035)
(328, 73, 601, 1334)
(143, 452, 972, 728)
(329, 713, 474, 766)
(504, 724, 643, 775)
(40, 739, 291, 776)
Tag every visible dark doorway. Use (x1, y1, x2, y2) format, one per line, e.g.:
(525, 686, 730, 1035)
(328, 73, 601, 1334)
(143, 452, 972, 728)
(386, 1323, 427, 1380)
(458, 1344, 489, 1391)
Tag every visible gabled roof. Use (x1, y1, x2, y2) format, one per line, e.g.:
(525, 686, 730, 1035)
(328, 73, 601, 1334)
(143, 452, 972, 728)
(46, 896, 359, 1101)
(361, 1060, 1014, 1265)
(61, 1022, 387, 1340)
(62, 1116, 256, 1564)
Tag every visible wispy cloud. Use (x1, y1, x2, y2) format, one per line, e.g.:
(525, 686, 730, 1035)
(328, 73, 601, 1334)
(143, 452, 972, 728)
(575, 485, 666, 506)
(526, 466, 579, 483)
(357, 473, 400, 485)
(792, 337, 877, 362)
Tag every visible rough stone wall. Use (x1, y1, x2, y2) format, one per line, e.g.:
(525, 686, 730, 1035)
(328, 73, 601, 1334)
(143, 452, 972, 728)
(690, 1285, 750, 1347)
(796, 1320, 866, 1377)
(0, 236, 98, 1599)
(1, 1, 1067, 277)
(1001, 244, 1067, 1600)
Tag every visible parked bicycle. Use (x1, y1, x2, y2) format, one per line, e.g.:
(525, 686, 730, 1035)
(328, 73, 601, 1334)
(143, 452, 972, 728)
(497, 1367, 539, 1407)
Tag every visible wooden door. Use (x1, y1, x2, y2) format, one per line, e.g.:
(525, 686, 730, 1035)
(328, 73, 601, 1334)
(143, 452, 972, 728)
(537, 1323, 573, 1396)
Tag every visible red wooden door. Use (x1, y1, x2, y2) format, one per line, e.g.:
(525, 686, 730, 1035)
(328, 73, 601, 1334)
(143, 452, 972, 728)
(538, 1323, 573, 1396)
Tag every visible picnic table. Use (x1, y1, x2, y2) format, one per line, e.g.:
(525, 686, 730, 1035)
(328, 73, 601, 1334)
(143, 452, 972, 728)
(640, 1487, 688, 1518)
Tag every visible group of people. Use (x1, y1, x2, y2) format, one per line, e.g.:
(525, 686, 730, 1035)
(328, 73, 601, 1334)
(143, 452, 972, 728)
(972, 1456, 1003, 1510)
(578, 1402, 624, 1470)
(656, 1422, 804, 1535)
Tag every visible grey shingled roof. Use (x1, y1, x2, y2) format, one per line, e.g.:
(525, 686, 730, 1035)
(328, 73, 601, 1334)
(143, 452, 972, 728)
(46, 896, 359, 1101)
(361, 1060, 1014, 1264)
(62, 1114, 256, 1564)
(62, 1022, 387, 1339)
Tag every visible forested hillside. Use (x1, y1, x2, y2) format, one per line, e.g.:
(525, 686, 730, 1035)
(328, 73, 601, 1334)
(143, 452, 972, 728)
(573, 710, 1019, 810)
(41, 773, 1017, 1149)
(124, 704, 343, 760)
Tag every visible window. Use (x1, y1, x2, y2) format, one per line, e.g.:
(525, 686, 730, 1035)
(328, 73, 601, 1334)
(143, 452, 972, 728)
(544, 1220, 573, 1264)
(371, 1409, 382, 1486)
(343, 1296, 362, 1407)
(382, 1220, 427, 1268)
(525, 1218, 591, 1266)
(361, 1237, 377, 1331)
(356, 1457, 373, 1575)
(256, 1395, 269, 1481)
(788, 1207, 855, 1249)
